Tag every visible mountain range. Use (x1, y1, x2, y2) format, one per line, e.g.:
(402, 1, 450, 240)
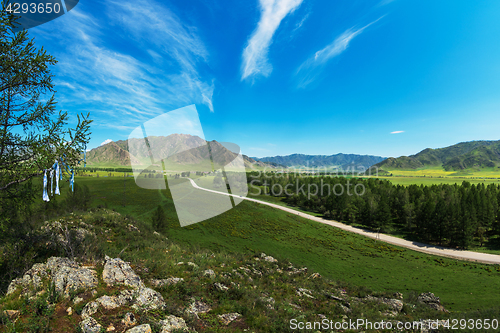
(85, 134, 276, 170)
(374, 140, 500, 171)
(251, 153, 386, 170)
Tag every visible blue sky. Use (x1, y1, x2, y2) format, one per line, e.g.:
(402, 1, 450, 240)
(30, 0, 500, 158)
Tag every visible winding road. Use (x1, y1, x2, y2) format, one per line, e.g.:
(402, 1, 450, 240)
(187, 178, 500, 265)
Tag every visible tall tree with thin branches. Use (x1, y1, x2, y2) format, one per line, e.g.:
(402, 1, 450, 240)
(0, 3, 91, 225)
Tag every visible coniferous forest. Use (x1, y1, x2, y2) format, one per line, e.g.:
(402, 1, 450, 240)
(247, 172, 500, 249)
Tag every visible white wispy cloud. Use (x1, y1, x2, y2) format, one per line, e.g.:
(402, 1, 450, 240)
(241, 0, 303, 81)
(100, 139, 113, 146)
(33, 0, 215, 135)
(291, 12, 309, 34)
(391, 131, 404, 134)
(295, 17, 383, 88)
(378, 0, 396, 6)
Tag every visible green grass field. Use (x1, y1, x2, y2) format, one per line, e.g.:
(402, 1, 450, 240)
(39, 175, 500, 313)
(373, 176, 500, 186)
(381, 165, 500, 179)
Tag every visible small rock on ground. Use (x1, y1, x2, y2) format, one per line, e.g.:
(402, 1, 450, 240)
(125, 324, 151, 333)
(218, 313, 242, 325)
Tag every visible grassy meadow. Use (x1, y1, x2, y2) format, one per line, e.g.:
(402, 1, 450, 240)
(380, 165, 500, 179)
(34, 174, 500, 313)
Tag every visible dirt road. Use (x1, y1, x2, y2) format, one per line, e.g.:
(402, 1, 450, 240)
(187, 178, 500, 264)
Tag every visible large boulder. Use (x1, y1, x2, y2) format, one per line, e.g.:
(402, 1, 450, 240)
(103, 256, 143, 288)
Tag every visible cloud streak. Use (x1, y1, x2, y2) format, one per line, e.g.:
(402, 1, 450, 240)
(391, 131, 404, 134)
(33, 0, 215, 137)
(295, 17, 383, 88)
(241, 0, 303, 81)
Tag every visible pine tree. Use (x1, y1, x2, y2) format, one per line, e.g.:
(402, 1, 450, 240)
(152, 205, 167, 232)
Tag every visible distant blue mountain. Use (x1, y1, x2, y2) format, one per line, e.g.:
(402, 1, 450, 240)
(251, 153, 386, 170)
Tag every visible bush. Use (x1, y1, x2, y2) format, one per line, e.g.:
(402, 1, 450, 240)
(65, 183, 91, 211)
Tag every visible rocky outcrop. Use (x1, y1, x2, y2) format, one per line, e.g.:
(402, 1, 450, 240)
(418, 292, 448, 312)
(6, 257, 97, 297)
(103, 256, 143, 288)
(52, 264, 98, 296)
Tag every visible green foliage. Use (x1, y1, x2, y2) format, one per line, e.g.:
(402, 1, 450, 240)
(65, 183, 91, 211)
(250, 173, 500, 250)
(152, 205, 167, 233)
(0, 4, 92, 194)
(60, 176, 500, 313)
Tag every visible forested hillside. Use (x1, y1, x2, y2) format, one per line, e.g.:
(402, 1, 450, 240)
(248, 173, 500, 249)
(376, 140, 500, 171)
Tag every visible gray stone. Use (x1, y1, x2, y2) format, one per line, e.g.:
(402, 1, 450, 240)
(125, 324, 151, 333)
(127, 224, 140, 233)
(80, 317, 102, 333)
(418, 292, 448, 312)
(263, 256, 278, 263)
(214, 282, 228, 291)
(150, 277, 184, 288)
(187, 262, 198, 268)
(7, 263, 48, 295)
(121, 312, 137, 327)
(73, 296, 84, 305)
(187, 300, 211, 314)
(380, 298, 404, 312)
(159, 315, 189, 333)
(418, 292, 440, 304)
(3, 310, 20, 321)
(218, 313, 241, 325)
(96, 295, 120, 310)
(103, 256, 143, 288)
(52, 265, 98, 297)
(296, 288, 315, 299)
(81, 301, 99, 320)
(7, 257, 97, 297)
(134, 286, 166, 310)
(203, 269, 215, 278)
(116, 289, 136, 306)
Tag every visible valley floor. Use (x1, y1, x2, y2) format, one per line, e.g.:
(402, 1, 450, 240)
(187, 178, 500, 265)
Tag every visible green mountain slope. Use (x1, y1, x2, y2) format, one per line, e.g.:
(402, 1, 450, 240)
(375, 140, 500, 171)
